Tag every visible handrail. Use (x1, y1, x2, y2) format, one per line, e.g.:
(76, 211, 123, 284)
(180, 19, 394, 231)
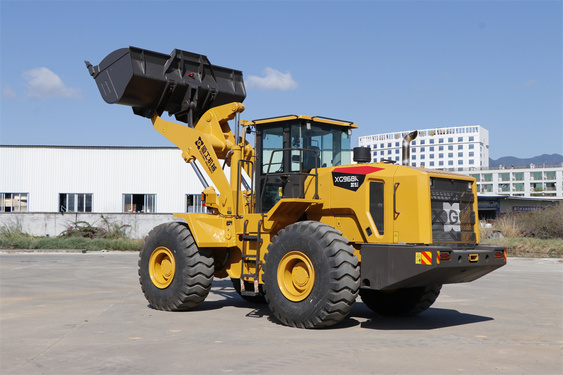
(236, 159, 254, 217)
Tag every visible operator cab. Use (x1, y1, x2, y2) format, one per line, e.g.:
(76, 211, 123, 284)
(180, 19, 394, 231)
(249, 115, 357, 212)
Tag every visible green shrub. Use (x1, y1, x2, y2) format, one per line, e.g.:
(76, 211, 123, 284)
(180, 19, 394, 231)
(0, 220, 141, 251)
(491, 204, 563, 239)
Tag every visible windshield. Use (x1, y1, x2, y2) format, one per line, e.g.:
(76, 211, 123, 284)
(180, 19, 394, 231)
(289, 121, 351, 171)
(260, 120, 352, 174)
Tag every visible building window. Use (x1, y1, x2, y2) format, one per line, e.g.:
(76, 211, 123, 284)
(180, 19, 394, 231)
(448, 152, 453, 158)
(513, 172, 524, 181)
(186, 194, 207, 213)
(429, 161, 434, 166)
(483, 174, 492, 182)
(439, 161, 444, 166)
(380, 150, 384, 155)
(59, 193, 93, 213)
(545, 171, 556, 180)
(448, 137, 453, 143)
(430, 139, 435, 144)
(420, 140, 426, 145)
(469, 159, 474, 165)
(469, 144, 474, 149)
(470, 174, 480, 182)
(439, 138, 444, 143)
(439, 153, 444, 158)
(458, 160, 463, 164)
(448, 145, 453, 150)
(532, 172, 542, 181)
(1, 193, 28, 212)
(458, 145, 463, 150)
(458, 152, 463, 157)
(123, 194, 156, 213)
(469, 136, 475, 141)
(429, 146, 434, 151)
(458, 137, 463, 142)
(448, 160, 453, 166)
(430, 154, 434, 159)
(412, 155, 417, 160)
(438, 146, 444, 151)
(469, 151, 474, 157)
(421, 147, 425, 152)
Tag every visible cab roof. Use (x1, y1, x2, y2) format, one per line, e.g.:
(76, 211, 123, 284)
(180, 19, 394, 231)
(243, 115, 358, 129)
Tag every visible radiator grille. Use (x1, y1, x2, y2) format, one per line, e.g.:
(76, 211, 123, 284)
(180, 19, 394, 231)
(430, 178, 476, 244)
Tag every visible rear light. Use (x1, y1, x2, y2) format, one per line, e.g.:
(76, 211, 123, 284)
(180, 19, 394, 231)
(201, 192, 206, 207)
(495, 249, 507, 261)
(439, 252, 450, 261)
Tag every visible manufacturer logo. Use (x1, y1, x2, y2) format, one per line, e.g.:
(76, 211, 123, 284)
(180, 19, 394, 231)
(195, 137, 217, 173)
(443, 202, 460, 232)
(432, 202, 461, 233)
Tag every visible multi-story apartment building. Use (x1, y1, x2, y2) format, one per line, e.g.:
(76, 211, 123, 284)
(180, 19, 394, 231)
(468, 164, 563, 198)
(358, 125, 489, 170)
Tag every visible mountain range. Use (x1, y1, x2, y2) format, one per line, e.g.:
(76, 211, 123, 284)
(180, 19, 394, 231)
(489, 154, 563, 167)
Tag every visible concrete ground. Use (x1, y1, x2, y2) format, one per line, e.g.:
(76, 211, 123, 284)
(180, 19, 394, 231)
(0, 252, 561, 375)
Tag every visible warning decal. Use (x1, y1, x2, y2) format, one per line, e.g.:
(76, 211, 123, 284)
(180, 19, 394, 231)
(415, 251, 432, 265)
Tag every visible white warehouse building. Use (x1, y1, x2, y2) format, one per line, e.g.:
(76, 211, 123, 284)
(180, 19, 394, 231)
(0, 145, 208, 213)
(358, 125, 489, 170)
(0, 145, 210, 238)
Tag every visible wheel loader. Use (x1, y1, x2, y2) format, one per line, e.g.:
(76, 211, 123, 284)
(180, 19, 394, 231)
(86, 47, 507, 328)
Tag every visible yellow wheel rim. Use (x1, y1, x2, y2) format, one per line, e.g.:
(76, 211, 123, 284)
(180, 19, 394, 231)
(277, 251, 315, 302)
(148, 247, 176, 289)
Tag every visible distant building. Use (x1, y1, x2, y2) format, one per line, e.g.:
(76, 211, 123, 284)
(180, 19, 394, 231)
(467, 164, 563, 198)
(358, 125, 562, 199)
(358, 125, 489, 170)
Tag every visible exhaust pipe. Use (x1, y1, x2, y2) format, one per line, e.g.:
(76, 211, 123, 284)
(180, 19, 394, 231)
(402, 131, 418, 166)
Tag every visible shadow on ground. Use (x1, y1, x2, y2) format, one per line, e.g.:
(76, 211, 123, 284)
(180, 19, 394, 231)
(147, 279, 493, 330)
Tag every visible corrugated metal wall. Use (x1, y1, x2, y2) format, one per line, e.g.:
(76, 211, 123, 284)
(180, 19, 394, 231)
(0, 146, 208, 213)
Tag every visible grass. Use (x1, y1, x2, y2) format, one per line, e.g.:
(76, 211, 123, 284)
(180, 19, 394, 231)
(0, 232, 142, 251)
(2, 207, 562, 257)
(480, 204, 563, 258)
(0, 222, 142, 251)
(482, 237, 563, 258)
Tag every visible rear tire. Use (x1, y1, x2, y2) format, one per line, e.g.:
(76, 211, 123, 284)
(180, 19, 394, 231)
(359, 284, 442, 316)
(139, 222, 214, 311)
(263, 221, 360, 328)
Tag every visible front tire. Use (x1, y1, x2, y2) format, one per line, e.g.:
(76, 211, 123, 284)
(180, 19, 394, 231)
(359, 284, 442, 316)
(263, 221, 360, 328)
(139, 222, 214, 311)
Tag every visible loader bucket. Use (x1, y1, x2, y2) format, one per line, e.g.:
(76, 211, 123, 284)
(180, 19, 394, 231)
(85, 47, 246, 125)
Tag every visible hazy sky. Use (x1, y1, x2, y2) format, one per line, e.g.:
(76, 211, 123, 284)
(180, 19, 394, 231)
(1, 0, 561, 159)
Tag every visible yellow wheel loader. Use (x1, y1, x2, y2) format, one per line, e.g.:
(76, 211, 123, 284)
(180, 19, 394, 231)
(86, 47, 507, 328)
